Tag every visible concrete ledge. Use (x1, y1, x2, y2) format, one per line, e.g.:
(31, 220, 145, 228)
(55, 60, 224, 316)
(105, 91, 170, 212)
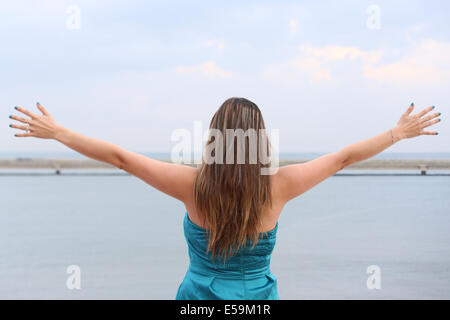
(1, 158, 450, 170)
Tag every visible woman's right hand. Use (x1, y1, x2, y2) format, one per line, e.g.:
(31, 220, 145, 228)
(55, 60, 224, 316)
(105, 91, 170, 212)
(393, 103, 441, 140)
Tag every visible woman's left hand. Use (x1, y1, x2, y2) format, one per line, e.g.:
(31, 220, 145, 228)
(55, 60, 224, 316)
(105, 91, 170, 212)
(9, 102, 62, 139)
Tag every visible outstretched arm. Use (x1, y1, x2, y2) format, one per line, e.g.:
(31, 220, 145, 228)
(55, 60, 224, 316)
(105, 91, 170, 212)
(337, 103, 440, 167)
(274, 103, 441, 202)
(9, 103, 196, 202)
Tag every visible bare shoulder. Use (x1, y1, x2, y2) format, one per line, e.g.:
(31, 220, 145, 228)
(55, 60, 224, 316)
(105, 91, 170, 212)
(118, 148, 198, 202)
(270, 152, 345, 204)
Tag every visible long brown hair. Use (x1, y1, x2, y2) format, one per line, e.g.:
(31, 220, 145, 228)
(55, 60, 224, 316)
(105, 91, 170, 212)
(193, 97, 272, 261)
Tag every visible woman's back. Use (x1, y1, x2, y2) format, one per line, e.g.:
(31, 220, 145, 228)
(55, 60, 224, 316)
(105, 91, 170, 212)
(174, 98, 347, 300)
(183, 171, 286, 234)
(176, 211, 279, 300)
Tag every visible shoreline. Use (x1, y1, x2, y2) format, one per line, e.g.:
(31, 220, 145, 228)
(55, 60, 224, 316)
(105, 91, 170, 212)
(1, 158, 450, 171)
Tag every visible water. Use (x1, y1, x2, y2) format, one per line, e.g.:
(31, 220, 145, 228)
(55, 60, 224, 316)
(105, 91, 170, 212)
(1, 174, 449, 299)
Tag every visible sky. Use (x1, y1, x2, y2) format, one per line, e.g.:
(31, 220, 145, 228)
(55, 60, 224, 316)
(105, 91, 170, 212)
(1, 0, 449, 156)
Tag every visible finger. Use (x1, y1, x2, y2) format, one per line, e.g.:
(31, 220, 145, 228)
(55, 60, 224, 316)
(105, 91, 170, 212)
(416, 105, 435, 118)
(421, 131, 438, 135)
(422, 118, 441, 128)
(9, 123, 30, 131)
(36, 102, 50, 117)
(420, 112, 441, 123)
(9, 114, 32, 124)
(14, 106, 38, 119)
(14, 132, 33, 138)
(404, 102, 415, 116)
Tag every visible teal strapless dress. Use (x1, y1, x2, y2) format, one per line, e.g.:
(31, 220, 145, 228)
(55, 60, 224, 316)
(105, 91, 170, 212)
(176, 211, 279, 300)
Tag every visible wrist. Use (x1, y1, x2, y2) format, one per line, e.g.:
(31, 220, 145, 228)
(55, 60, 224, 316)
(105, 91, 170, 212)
(53, 125, 69, 142)
(391, 126, 404, 143)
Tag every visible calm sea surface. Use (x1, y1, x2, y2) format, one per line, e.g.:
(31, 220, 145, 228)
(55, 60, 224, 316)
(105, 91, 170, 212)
(1, 173, 449, 299)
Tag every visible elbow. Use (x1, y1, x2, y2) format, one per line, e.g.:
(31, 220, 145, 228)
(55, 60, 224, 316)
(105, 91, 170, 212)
(112, 157, 124, 171)
(113, 147, 126, 170)
(116, 160, 125, 171)
(334, 151, 348, 171)
(340, 159, 348, 171)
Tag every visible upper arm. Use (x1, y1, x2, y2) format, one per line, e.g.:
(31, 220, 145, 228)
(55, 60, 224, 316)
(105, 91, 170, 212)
(117, 148, 197, 203)
(273, 152, 346, 203)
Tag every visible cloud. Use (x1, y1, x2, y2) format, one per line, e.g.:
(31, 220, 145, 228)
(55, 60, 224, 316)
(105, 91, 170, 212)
(294, 45, 382, 82)
(262, 45, 382, 83)
(363, 39, 450, 86)
(175, 61, 232, 78)
(262, 39, 450, 87)
(289, 19, 298, 34)
(206, 39, 226, 50)
(291, 57, 331, 82)
(298, 45, 382, 64)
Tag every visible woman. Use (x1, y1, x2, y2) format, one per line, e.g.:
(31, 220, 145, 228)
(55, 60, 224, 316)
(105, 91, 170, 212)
(9, 98, 441, 299)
